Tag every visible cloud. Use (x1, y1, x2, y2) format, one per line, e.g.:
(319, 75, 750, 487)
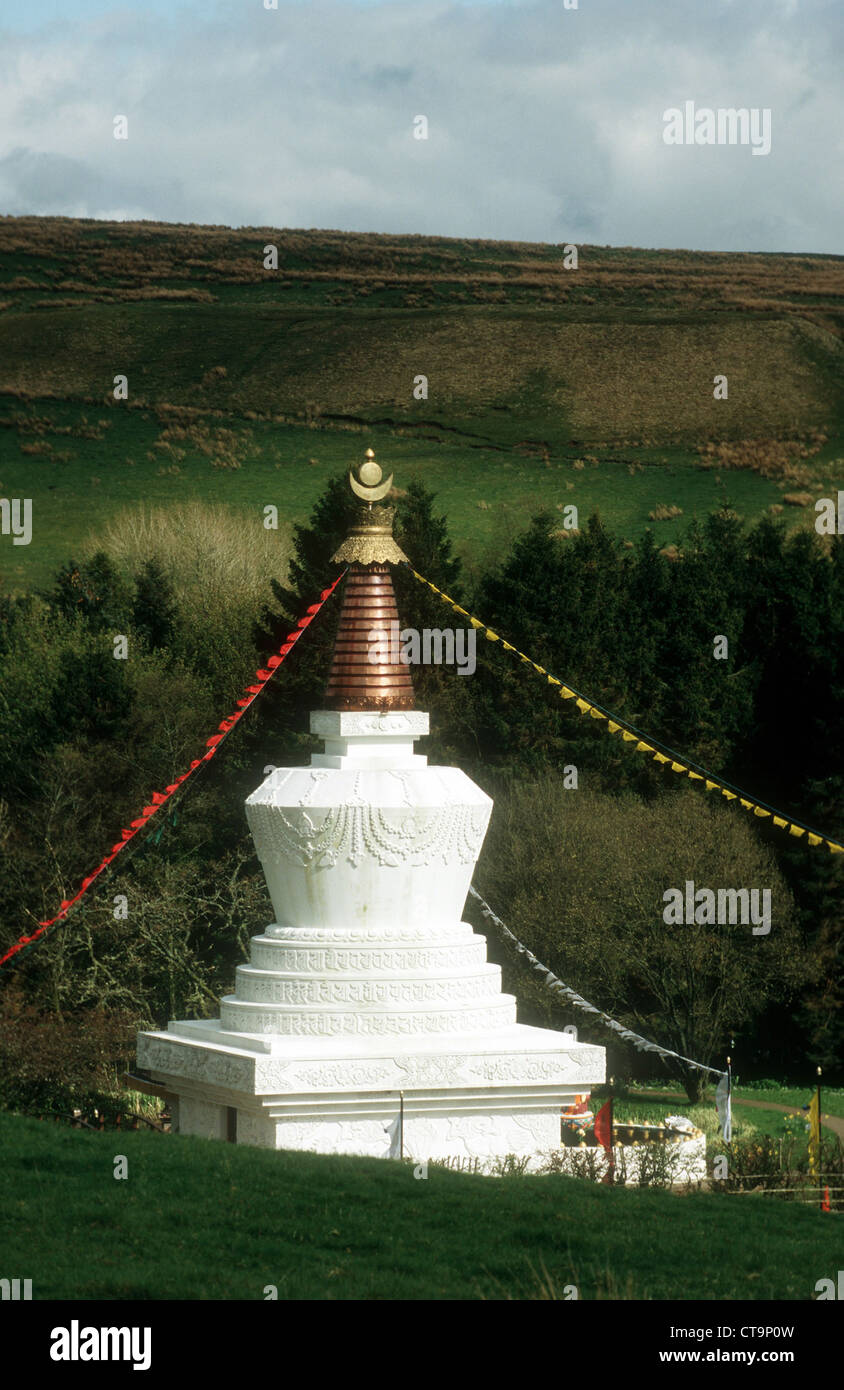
(0, 146, 169, 220)
(0, 0, 840, 251)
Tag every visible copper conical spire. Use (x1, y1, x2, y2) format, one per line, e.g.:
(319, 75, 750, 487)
(324, 564, 415, 711)
(323, 451, 415, 712)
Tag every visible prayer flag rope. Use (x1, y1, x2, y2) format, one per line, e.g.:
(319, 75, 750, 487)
(408, 567, 844, 856)
(468, 886, 725, 1079)
(0, 572, 347, 971)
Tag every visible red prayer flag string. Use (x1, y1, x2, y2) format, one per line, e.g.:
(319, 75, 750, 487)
(0, 571, 346, 970)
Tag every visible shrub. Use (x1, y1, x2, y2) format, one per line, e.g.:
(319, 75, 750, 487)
(83, 501, 292, 701)
(0, 984, 136, 1117)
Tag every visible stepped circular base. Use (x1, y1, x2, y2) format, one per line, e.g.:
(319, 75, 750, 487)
(218, 996, 518, 1037)
(233, 963, 503, 1007)
(250, 927, 487, 975)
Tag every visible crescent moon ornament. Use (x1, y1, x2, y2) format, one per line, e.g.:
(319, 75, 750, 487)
(349, 451, 393, 502)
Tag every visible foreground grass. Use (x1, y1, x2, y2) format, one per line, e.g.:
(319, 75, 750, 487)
(1, 1112, 838, 1300)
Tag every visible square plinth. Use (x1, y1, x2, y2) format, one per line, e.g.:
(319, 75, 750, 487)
(137, 1023, 605, 1171)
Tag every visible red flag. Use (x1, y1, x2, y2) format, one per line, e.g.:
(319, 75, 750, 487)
(822, 1186, 831, 1212)
(594, 1099, 615, 1185)
(594, 1101, 613, 1152)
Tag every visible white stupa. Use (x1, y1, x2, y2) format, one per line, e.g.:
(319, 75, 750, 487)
(137, 454, 604, 1168)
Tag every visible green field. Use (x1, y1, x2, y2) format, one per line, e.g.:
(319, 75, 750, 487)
(625, 1080, 844, 1121)
(1, 218, 842, 591)
(0, 398, 811, 591)
(2, 1112, 839, 1301)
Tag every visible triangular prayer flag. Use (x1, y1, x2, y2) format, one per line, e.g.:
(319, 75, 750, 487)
(808, 1091, 821, 1168)
(715, 1072, 732, 1142)
(593, 1101, 613, 1153)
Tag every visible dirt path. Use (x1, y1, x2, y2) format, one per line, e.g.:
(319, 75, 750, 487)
(636, 1088, 844, 1141)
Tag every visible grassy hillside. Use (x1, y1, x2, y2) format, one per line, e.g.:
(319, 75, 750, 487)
(2, 1111, 838, 1301)
(0, 303, 838, 442)
(0, 217, 842, 590)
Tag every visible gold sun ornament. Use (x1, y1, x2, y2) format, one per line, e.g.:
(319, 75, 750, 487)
(350, 448, 394, 502)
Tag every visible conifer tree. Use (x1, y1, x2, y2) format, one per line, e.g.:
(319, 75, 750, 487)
(132, 559, 177, 650)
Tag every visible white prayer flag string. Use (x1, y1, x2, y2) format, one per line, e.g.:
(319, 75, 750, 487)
(468, 885, 725, 1080)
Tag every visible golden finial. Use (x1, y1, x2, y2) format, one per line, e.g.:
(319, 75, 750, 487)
(330, 449, 409, 566)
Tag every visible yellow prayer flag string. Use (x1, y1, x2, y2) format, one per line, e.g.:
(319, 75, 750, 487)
(405, 565, 844, 855)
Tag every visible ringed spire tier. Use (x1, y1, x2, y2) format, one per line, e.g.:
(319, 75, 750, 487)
(324, 451, 414, 712)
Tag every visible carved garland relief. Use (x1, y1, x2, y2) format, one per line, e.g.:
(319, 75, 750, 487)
(246, 801, 489, 869)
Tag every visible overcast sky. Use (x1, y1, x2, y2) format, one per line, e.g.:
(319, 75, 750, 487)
(0, 0, 840, 252)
